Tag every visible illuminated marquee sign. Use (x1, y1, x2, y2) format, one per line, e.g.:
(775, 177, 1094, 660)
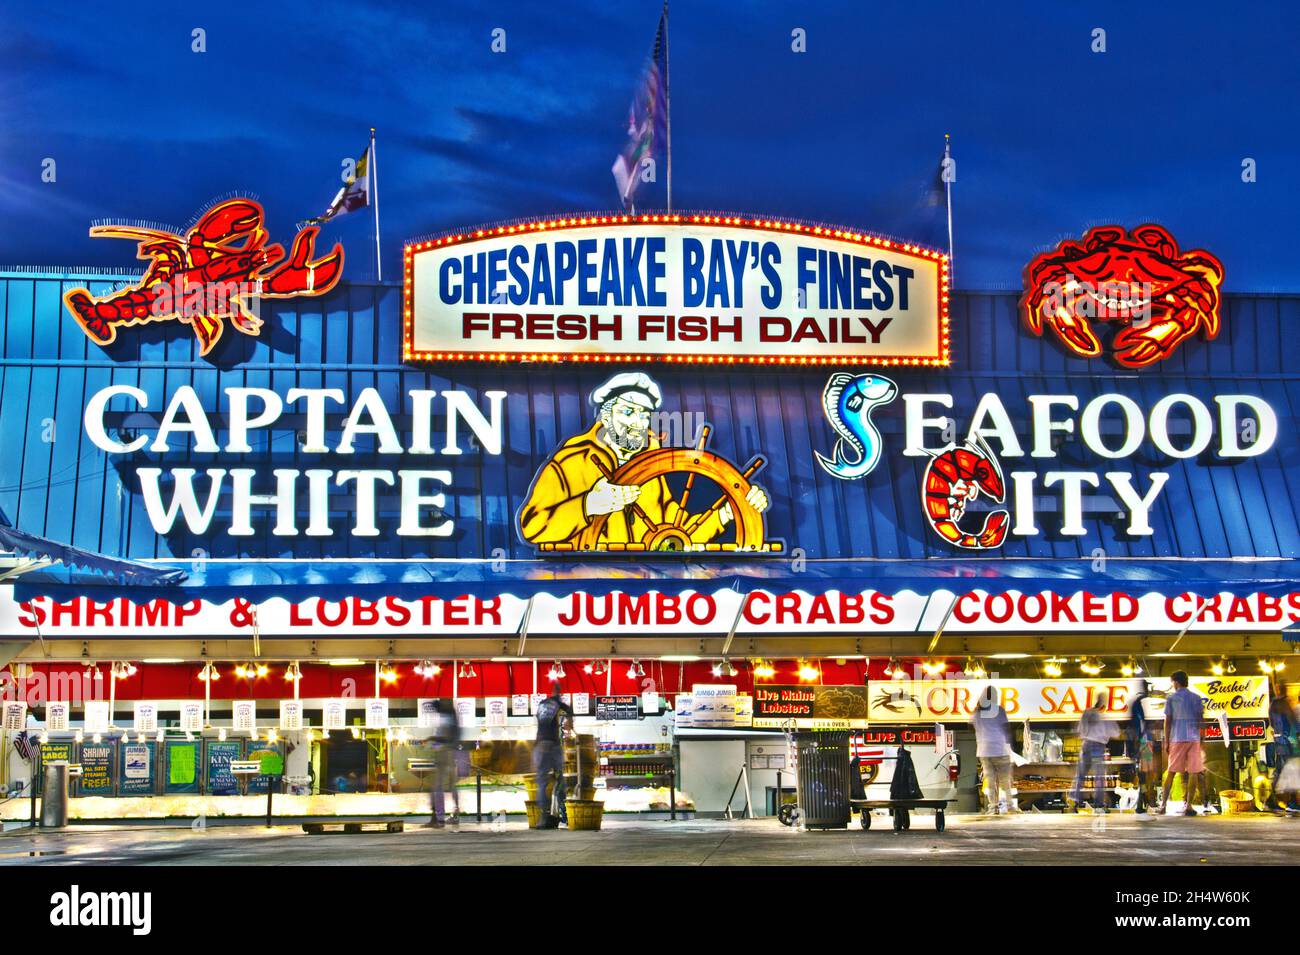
(403, 214, 948, 365)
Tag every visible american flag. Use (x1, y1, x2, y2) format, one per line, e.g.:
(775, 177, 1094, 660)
(850, 735, 885, 766)
(12, 731, 39, 762)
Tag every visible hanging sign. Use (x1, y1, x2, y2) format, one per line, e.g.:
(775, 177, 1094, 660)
(455, 698, 477, 728)
(323, 700, 348, 731)
(232, 701, 256, 733)
(120, 741, 155, 795)
(133, 701, 159, 733)
(84, 700, 109, 733)
(511, 694, 531, 716)
(417, 699, 439, 728)
(571, 692, 591, 716)
(2, 701, 27, 731)
(180, 702, 204, 732)
(280, 700, 304, 731)
(752, 685, 870, 728)
(79, 743, 114, 795)
(485, 697, 509, 727)
(46, 701, 70, 732)
(404, 215, 947, 366)
(365, 698, 389, 730)
(597, 695, 640, 721)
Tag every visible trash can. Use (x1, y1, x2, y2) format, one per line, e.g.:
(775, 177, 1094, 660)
(794, 731, 851, 829)
(41, 761, 70, 829)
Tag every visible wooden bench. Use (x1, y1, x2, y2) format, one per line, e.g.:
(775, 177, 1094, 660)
(849, 798, 953, 832)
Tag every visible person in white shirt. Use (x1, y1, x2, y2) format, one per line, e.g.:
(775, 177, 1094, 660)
(971, 686, 1015, 814)
(1072, 699, 1112, 812)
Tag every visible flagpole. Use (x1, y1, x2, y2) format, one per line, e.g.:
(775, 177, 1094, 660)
(664, 0, 672, 213)
(370, 127, 382, 282)
(944, 132, 954, 286)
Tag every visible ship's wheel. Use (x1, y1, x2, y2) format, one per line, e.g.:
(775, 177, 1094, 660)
(576, 429, 772, 552)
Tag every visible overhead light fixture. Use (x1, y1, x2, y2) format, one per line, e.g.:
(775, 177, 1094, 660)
(198, 663, 220, 683)
(546, 661, 566, 681)
(74, 730, 84, 744)
(379, 663, 399, 684)
(1079, 657, 1104, 676)
(414, 660, 441, 677)
(711, 659, 738, 678)
(1120, 657, 1142, 677)
(1043, 658, 1065, 678)
(255, 662, 269, 678)
(583, 661, 594, 674)
(752, 659, 776, 680)
(988, 653, 1031, 660)
(797, 660, 820, 682)
(83, 661, 100, 679)
(1259, 658, 1287, 674)
(626, 660, 644, 679)
(111, 661, 137, 680)
(327, 658, 366, 666)
(921, 659, 946, 676)
(458, 662, 477, 679)
(962, 657, 987, 679)
(284, 662, 303, 682)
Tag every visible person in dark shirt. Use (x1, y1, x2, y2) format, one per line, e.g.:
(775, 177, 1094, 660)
(1126, 681, 1155, 813)
(427, 697, 462, 829)
(533, 683, 575, 829)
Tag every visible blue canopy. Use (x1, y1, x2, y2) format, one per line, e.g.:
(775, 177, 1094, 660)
(0, 509, 187, 587)
(10, 556, 1295, 604)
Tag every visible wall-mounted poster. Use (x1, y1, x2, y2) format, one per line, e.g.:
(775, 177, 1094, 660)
(79, 743, 114, 795)
(511, 694, 531, 716)
(165, 740, 200, 794)
(180, 702, 204, 732)
(84, 700, 109, 733)
(571, 693, 591, 716)
(39, 741, 74, 793)
(45, 702, 70, 732)
(247, 739, 284, 794)
(119, 741, 156, 795)
(133, 701, 159, 733)
(323, 700, 348, 731)
(206, 740, 242, 795)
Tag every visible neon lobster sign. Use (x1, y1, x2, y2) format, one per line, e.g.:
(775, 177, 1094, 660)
(63, 199, 343, 356)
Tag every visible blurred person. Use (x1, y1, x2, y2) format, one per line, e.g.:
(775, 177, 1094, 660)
(533, 682, 574, 829)
(1158, 671, 1205, 815)
(1073, 698, 1112, 812)
(1126, 680, 1156, 813)
(971, 685, 1015, 814)
(426, 697, 462, 829)
(1267, 692, 1299, 812)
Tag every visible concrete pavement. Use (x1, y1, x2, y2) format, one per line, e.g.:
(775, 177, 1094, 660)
(3, 812, 1299, 866)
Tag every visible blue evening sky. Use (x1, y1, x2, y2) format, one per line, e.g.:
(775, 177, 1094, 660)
(1, 0, 1297, 289)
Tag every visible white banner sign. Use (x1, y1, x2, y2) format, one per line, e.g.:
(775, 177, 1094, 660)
(511, 694, 531, 716)
(455, 698, 477, 728)
(405, 218, 945, 363)
(571, 692, 590, 716)
(417, 698, 439, 729)
(485, 697, 509, 727)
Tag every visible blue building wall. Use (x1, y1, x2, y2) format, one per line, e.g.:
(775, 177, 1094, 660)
(1, 269, 1297, 563)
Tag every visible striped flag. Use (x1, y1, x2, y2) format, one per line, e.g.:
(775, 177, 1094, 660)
(302, 142, 371, 226)
(612, 9, 669, 210)
(13, 731, 39, 762)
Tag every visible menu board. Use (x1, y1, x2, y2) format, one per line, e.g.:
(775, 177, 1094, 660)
(79, 743, 114, 795)
(119, 741, 156, 795)
(165, 740, 201, 794)
(595, 696, 639, 721)
(206, 740, 242, 795)
(45, 702, 71, 732)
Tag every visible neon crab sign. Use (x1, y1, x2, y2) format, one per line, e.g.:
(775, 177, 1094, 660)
(1020, 224, 1224, 368)
(63, 199, 343, 356)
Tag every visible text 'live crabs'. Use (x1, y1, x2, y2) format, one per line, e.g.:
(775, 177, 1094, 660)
(80, 384, 1274, 542)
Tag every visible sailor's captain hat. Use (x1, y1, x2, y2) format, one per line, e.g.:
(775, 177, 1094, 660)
(590, 372, 662, 410)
